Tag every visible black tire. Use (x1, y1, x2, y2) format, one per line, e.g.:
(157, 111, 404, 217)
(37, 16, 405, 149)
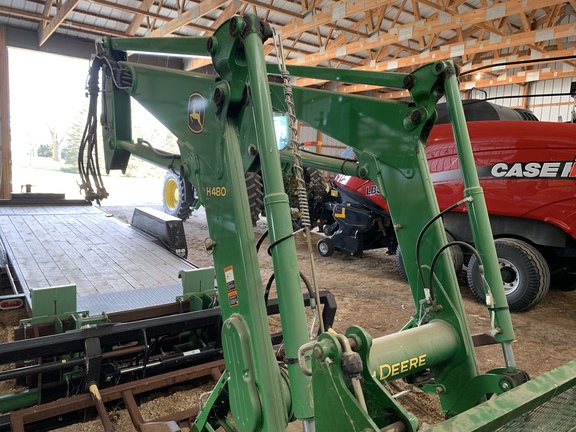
(284, 167, 328, 227)
(305, 167, 328, 209)
(163, 171, 263, 227)
(162, 171, 195, 221)
(551, 270, 576, 291)
(395, 231, 463, 281)
(445, 231, 464, 275)
(395, 245, 408, 281)
(317, 238, 335, 257)
(245, 173, 264, 226)
(466, 238, 550, 312)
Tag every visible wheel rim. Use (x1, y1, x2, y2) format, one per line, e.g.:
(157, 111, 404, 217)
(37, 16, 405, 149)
(319, 242, 329, 255)
(499, 258, 520, 294)
(164, 178, 180, 211)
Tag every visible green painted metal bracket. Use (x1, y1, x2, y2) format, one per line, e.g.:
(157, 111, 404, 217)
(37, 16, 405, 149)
(221, 314, 265, 430)
(24, 285, 111, 333)
(312, 332, 391, 432)
(179, 268, 217, 296)
(427, 369, 526, 417)
(438, 368, 530, 417)
(30, 284, 77, 318)
(346, 326, 419, 431)
(191, 369, 232, 432)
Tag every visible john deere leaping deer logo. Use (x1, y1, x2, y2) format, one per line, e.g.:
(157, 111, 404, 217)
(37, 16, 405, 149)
(188, 93, 205, 133)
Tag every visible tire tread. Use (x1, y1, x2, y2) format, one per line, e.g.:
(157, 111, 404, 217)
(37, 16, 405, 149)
(466, 238, 550, 312)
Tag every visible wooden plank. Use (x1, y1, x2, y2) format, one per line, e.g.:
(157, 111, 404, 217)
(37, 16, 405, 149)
(79, 213, 187, 285)
(64, 210, 189, 286)
(47, 213, 127, 294)
(15, 214, 77, 289)
(52, 213, 150, 292)
(0, 215, 50, 289)
(29, 213, 98, 294)
(81, 213, 189, 277)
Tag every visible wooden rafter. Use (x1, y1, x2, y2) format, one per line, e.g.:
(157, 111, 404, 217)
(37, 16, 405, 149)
(150, 0, 229, 37)
(85, 0, 212, 33)
(295, 18, 575, 88)
(0, 0, 574, 93)
(277, 0, 398, 40)
(338, 43, 576, 94)
(126, 0, 156, 36)
(38, 0, 80, 46)
(38, 0, 54, 32)
(288, 0, 567, 67)
(376, 66, 575, 99)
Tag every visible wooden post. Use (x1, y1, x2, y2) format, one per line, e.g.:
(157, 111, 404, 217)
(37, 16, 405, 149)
(0, 26, 12, 199)
(521, 83, 530, 110)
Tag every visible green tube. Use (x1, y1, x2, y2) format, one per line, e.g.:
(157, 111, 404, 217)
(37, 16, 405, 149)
(111, 37, 210, 57)
(443, 74, 515, 347)
(117, 140, 182, 172)
(266, 63, 408, 89)
(369, 321, 459, 382)
(280, 149, 359, 177)
(243, 22, 314, 421)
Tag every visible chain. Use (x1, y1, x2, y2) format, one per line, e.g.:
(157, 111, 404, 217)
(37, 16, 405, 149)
(273, 30, 325, 334)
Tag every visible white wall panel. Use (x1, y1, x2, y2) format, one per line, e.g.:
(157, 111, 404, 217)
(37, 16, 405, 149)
(319, 134, 347, 157)
(298, 124, 317, 142)
(467, 76, 574, 122)
(529, 77, 574, 122)
(297, 125, 347, 157)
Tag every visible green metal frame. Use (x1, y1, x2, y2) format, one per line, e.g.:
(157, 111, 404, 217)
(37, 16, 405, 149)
(90, 13, 571, 431)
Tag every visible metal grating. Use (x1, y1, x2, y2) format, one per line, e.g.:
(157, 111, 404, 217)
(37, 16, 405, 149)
(497, 386, 576, 432)
(77, 283, 183, 314)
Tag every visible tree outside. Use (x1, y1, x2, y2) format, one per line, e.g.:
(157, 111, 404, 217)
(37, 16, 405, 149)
(37, 144, 52, 158)
(60, 107, 87, 173)
(47, 125, 65, 162)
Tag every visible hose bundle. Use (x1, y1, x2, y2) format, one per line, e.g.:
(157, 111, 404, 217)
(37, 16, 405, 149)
(78, 56, 108, 205)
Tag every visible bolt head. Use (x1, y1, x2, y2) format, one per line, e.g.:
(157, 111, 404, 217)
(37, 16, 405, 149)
(403, 75, 415, 89)
(411, 109, 422, 123)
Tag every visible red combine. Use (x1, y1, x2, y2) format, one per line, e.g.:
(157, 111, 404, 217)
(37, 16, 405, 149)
(315, 100, 576, 311)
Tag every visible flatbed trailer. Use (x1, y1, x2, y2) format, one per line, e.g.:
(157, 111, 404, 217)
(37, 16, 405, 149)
(0, 200, 195, 314)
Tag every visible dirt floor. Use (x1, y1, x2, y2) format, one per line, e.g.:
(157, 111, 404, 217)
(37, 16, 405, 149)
(2, 203, 576, 431)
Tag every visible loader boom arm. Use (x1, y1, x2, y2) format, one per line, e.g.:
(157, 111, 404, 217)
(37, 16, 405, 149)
(80, 14, 571, 431)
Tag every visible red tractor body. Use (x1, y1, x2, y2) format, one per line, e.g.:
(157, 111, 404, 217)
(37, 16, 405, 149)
(336, 121, 576, 237)
(321, 118, 576, 310)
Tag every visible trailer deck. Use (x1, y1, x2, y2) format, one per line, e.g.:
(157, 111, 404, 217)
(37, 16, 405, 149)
(0, 202, 195, 314)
